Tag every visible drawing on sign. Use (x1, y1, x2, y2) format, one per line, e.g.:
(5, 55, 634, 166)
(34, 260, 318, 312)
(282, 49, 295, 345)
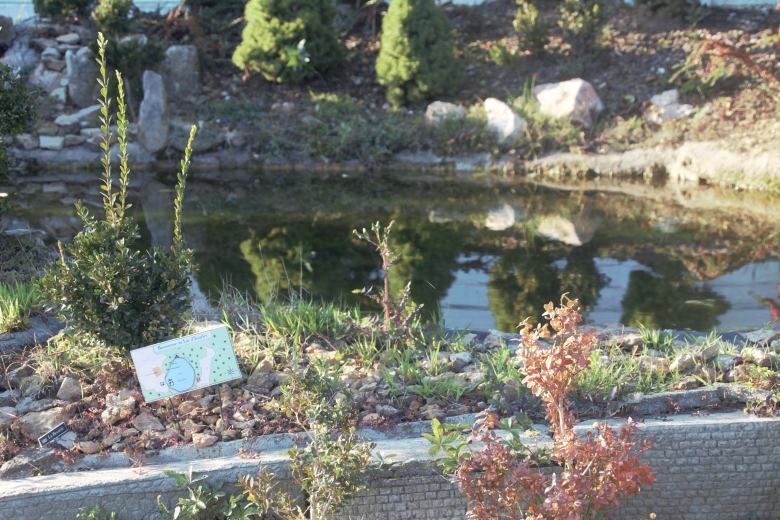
(166, 356, 196, 392)
(130, 326, 240, 403)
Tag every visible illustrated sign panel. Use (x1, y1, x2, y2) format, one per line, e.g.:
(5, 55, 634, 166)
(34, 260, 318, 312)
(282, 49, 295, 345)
(130, 326, 240, 403)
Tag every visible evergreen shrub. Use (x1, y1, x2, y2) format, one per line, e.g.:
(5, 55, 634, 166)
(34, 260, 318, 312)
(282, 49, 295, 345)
(375, 0, 461, 107)
(514, 0, 547, 51)
(38, 34, 197, 353)
(0, 48, 37, 220)
(92, 0, 134, 35)
(232, 0, 343, 83)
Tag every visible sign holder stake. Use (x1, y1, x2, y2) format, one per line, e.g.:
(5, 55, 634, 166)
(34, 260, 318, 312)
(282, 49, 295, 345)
(169, 397, 182, 434)
(216, 385, 225, 432)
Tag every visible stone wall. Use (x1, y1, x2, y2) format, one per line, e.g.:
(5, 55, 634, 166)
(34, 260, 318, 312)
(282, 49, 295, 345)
(1, 413, 778, 520)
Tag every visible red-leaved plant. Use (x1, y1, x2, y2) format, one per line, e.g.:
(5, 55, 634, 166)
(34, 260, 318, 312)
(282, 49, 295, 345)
(424, 295, 656, 520)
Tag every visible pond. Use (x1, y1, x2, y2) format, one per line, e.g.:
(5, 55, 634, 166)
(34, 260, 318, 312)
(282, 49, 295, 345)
(5, 169, 780, 333)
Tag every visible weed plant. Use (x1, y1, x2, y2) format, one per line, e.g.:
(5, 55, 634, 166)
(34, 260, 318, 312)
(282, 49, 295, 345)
(511, 82, 583, 157)
(0, 282, 40, 333)
(38, 34, 197, 354)
(513, 0, 547, 52)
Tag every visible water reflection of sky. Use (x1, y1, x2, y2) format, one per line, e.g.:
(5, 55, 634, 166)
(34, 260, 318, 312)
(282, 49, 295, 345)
(440, 256, 780, 332)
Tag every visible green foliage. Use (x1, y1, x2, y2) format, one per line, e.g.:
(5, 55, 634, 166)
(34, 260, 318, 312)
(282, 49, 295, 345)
(92, 0, 134, 35)
(232, 0, 343, 83)
(33, 0, 92, 17)
(558, 0, 601, 50)
(0, 57, 37, 185)
(488, 42, 524, 71)
(88, 36, 165, 110)
(0, 282, 40, 333)
(513, 0, 547, 51)
(37, 34, 196, 354)
(281, 365, 376, 520)
(76, 506, 118, 520)
(158, 467, 227, 520)
(376, 0, 462, 107)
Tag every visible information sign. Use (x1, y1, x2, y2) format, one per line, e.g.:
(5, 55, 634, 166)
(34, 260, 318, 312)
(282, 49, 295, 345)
(130, 326, 241, 403)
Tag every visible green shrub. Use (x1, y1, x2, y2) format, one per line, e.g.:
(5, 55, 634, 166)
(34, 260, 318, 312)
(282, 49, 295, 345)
(558, 0, 601, 50)
(33, 0, 92, 18)
(375, 0, 462, 107)
(92, 0, 134, 35)
(513, 0, 547, 51)
(0, 46, 37, 219)
(38, 34, 197, 353)
(232, 0, 343, 83)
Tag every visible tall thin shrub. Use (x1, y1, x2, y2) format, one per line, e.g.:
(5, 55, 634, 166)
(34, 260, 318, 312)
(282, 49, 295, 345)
(37, 33, 198, 353)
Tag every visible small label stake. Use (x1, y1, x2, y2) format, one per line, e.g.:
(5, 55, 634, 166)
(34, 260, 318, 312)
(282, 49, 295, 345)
(38, 423, 68, 448)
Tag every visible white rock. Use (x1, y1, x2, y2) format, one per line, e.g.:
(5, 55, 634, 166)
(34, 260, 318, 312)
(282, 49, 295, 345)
(485, 203, 522, 231)
(16, 133, 39, 150)
(54, 104, 101, 126)
(537, 214, 600, 246)
(39, 136, 64, 151)
(41, 46, 61, 59)
(425, 101, 466, 125)
(28, 62, 65, 94)
(192, 432, 218, 449)
(163, 45, 200, 99)
(533, 78, 604, 127)
(484, 98, 527, 144)
(647, 89, 694, 123)
(56, 376, 83, 400)
(50, 86, 67, 102)
(55, 33, 80, 45)
(138, 70, 168, 153)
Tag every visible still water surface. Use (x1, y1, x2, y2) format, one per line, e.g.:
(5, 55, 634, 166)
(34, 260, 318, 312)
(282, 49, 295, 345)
(7, 171, 780, 332)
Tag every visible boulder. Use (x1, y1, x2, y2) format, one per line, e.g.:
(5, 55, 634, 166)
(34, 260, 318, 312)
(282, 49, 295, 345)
(484, 98, 527, 144)
(18, 407, 72, 440)
(54, 104, 101, 127)
(485, 203, 522, 231)
(50, 86, 67, 102)
(64, 134, 87, 147)
(376, 404, 400, 417)
(78, 441, 102, 454)
(425, 101, 466, 125)
(450, 352, 473, 373)
(0, 16, 16, 52)
(1, 32, 38, 71)
(0, 406, 16, 430)
(138, 70, 168, 153)
(246, 371, 276, 391)
(192, 432, 218, 448)
(670, 352, 703, 373)
(537, 214, 600, 246)
(0, 389, 20, 407)
(56, 376, 83, 401)
(162, 45, 200, 100)
(638, 356, 670, 373)
(133, 411, 164, 432)
(533, 78, 604, 127)
(745, 329, 780, 346)
(66, 47, 100, 108)
(647, 89, 694, 123)
(28, 63, 65, 94)
(55, 33, 80, 45)
(39, 136, 64, 151)
(669, 376, 701, 391)
(16, 134, 39, 150)
(101, 393, 136, 425)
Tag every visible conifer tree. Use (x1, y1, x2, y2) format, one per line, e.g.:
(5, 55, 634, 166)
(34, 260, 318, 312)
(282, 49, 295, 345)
(376, 0, 462, 107)
(232, 0, 342, 83)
